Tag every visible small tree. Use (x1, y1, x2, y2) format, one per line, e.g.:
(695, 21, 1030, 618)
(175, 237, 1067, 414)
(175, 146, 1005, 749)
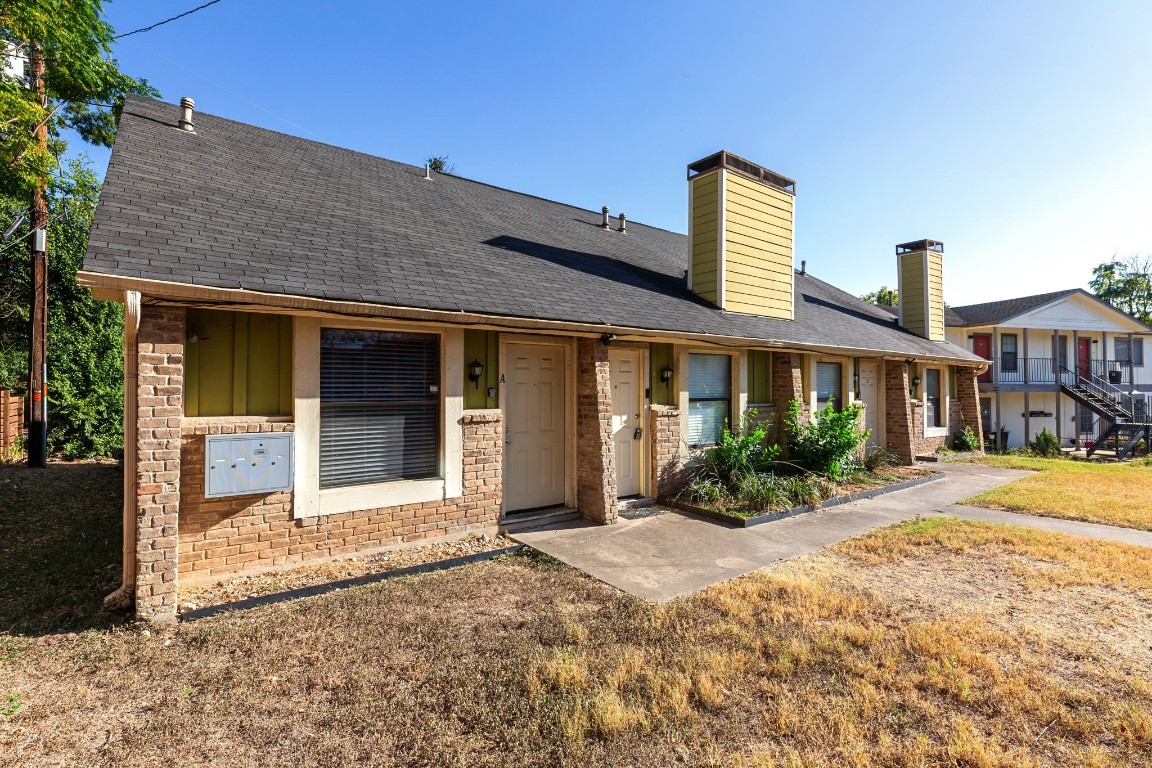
(1090, 254, 1151, 325)
(861, 286, 898, 306)
(425, 154, 456, 175)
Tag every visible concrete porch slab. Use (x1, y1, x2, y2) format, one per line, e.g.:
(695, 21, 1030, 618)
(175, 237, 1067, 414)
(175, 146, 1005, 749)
(511, 463, 1031, 601)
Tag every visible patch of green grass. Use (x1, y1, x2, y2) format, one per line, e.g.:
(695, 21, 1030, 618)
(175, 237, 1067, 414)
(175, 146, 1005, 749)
(962, 456, 1152, 531)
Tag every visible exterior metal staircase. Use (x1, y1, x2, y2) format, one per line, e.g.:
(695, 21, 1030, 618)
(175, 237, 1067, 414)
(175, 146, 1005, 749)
(1059, 365, 1150, 459)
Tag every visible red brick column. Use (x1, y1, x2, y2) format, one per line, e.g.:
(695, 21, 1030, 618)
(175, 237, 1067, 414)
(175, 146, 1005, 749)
(135, 306, 184, 621)
(884, 360, 915, 465)
(460, 410, 503, 524)
(771, 352, 806, 457)
(649, 405, 683, 498)
(576, 338, 617, 524)
(955, 366, 984, 450)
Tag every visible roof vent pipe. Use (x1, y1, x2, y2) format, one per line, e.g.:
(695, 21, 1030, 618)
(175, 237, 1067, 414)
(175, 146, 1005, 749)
(617, 212, 627, 233)
(424, 163, 431, 180)
(800, 260, 806, 274)
(178, 96, 195, 132)
(601, 206, 611, 229)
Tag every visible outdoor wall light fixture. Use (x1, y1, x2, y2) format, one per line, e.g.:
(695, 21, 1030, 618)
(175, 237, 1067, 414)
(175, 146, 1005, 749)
(187, 328, 210, 343)
(660, 364, 674, 383)
(911, 375, 922, 390)
(468, 359, 485, 389)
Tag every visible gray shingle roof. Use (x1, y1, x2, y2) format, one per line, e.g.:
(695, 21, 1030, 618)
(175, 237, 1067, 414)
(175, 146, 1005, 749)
(947, 289, 1082, 327)
(82, 97, 983, 363)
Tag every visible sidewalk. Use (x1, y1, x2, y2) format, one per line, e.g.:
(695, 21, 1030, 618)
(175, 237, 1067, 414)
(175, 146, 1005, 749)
(511, 463, 1031, 601)
(939, 504, 1152, 548)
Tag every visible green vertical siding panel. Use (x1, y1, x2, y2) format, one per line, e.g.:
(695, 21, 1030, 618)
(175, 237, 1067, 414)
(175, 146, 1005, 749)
(188, 309, 236, 417)
(232, 313, 249, 415)
(245, 313, 287, 415)
(747, 350, 771, 403)
(185, 309, 292, 417)
(279, 316, 293, 415)
(464, 330, 499, 409)
(649, 343, 675, 406)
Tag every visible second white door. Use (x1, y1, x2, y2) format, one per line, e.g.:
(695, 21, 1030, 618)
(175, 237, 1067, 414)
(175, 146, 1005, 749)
(609, 348, 643, 497)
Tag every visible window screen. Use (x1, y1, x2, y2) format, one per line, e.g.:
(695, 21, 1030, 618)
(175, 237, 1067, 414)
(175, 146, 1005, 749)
(1001, 334, 1018, 372)
(1117, 338, 1145, 367)
(816, 362, 842, 411)
(687, 354, 730, 446)
(925, 368, 942, 427)
(320, 329, 440, 488)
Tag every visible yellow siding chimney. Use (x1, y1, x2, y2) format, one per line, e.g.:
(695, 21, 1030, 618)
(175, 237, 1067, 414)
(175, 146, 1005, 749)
(896, 239, 945, 341)
(688, 151, 795, 320)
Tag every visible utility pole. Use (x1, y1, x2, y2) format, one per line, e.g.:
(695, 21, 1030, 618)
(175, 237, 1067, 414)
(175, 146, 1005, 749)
(27, 41, 48, 468)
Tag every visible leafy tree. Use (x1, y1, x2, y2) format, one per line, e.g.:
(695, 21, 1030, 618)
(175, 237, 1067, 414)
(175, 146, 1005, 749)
(1090, 254, 1152, 325)
(861, 285, 898, 306)
(426, 154, 456, 175)
(1, 1, 158, 197)
(0, 157, 123, 457)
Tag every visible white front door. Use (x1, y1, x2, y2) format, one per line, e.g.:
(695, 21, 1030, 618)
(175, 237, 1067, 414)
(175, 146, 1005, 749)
(505, 343, 566, 512)
(609, 348, 643, 497)
(859, 361, 882, 447)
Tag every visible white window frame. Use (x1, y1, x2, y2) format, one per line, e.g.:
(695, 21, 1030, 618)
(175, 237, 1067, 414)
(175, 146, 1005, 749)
(293, 317, 463, 519)
(686, 351, 733, 447)
(922, 365, 949, 438)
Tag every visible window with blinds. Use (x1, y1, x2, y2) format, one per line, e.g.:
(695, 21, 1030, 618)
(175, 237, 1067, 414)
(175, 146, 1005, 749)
(816, 362, 842, 411)
(320, 329, 440, 489)
(687, 354, 730, 446)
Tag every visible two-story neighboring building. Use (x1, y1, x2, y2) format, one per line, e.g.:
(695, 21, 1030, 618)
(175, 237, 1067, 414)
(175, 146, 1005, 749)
(944, 289, 1152, 454)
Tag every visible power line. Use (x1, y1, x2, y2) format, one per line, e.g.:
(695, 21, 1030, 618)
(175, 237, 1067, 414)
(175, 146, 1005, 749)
(125, 40, 327, 141)
(113, 0, 225, 39)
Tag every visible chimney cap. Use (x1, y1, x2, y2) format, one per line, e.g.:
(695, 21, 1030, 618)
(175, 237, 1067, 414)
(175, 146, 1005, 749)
(896, 239, 943, 254)
(687, 150, 796, 195)
(180, 96, 195, 109)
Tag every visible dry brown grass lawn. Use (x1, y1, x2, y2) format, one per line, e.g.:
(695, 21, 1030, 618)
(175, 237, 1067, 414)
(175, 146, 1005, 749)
(2, 464, 1151, 766)
(964, 455, 1152, 531)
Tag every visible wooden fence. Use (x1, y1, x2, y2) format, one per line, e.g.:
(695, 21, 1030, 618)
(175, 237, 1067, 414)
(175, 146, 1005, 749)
(0, 390, 26, 460)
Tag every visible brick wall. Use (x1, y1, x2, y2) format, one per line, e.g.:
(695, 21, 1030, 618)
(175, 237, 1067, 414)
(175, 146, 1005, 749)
(0, 389, 25, 459)
(770, 352, 805, 456)
(177, 411, 503, 585)
(575, 339, 617, 524)
(649, 405, 684, 498)
(135, 306, 185, 621)
(884, 359, 915, 464)
(955, 366, 984, 449)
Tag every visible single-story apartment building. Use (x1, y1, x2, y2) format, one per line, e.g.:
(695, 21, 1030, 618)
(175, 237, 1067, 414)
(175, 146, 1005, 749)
(80, 97, 987, 620)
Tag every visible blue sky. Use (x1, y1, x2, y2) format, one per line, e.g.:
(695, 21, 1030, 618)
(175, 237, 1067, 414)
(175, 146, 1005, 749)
(82, 0, 1152, 305)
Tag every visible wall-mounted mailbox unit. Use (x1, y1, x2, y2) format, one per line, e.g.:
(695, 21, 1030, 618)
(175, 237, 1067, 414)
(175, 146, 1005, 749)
(205, 432, 293, 498)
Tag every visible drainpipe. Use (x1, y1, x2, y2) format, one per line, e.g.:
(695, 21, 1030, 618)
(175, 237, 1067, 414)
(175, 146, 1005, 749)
(103, 291, 140, 611)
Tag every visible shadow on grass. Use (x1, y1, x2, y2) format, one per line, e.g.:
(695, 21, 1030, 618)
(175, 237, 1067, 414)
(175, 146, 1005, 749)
(0, 462, 130, 635)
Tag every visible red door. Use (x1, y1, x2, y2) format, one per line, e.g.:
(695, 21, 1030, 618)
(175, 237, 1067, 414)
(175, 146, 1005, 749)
(1077, 338, 1091, 379)
(973, 334, 992, 383)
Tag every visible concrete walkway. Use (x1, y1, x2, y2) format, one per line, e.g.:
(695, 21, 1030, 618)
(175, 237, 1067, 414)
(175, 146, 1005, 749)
(512, 463, 1032, 601)
(936, 505, 1152, 548)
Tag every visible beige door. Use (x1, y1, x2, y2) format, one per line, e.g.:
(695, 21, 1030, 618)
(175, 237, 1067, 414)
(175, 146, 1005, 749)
(609, 348, 643, 497)
(505, 342, 566, 512)
(859, 361, 882, 447)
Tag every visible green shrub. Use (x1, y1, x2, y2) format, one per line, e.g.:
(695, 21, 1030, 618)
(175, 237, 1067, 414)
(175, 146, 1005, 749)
(700, 409, 781, 485)
(685, 476, 725, 506)
(735, 472, 792, 512)
(784, 399, 870, 482)
(1027, 428, 1062, 458)
(953, 426, 980, 452)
